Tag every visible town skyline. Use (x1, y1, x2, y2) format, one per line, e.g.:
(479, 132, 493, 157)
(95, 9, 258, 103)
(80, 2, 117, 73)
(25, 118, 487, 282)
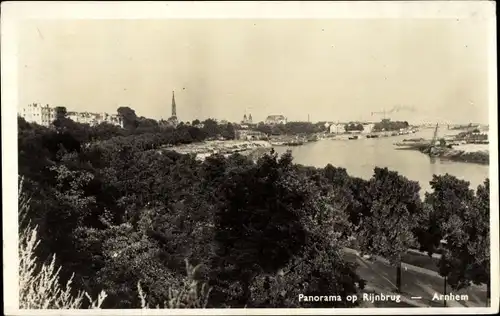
(18, 18, 492, 125)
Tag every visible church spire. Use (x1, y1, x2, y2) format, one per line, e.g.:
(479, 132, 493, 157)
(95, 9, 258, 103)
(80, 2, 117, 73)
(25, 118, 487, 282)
(171, 91, 177, 118)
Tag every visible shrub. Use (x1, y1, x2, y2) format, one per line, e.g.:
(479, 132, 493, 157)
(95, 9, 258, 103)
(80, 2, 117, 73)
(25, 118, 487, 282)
(19, 185, 107, 309)
(136, 259, 212, 308)
(19, 223, 107, 309)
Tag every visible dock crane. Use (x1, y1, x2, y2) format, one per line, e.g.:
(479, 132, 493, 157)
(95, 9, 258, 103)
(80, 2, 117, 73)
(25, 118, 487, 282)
(430, 123, 439, 147)
(427, 123, 441, 157)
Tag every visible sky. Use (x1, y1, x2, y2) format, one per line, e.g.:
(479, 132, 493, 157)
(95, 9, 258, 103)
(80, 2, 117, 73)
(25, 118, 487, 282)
(18, 18, 492, 124)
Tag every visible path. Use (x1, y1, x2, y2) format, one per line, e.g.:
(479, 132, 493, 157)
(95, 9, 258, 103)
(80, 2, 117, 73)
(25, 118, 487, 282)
(343, 249, 488, 308)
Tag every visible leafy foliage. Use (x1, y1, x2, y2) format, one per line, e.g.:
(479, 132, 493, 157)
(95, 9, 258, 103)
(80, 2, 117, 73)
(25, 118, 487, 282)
(19, 186, 107, 309)
(372, 119, 409, 132)
(418, 175, 489, 294)
(344, 123, 364, 132)
(254, 121, 327, 136)
(357, 168, 422, 263)
(17, 114, 490, 308)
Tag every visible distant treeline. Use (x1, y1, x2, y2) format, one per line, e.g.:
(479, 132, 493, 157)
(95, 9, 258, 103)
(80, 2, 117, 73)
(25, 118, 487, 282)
(344, 123, 364, 132)
(253, 121, 327, 136)
(373, 119, 409, 132)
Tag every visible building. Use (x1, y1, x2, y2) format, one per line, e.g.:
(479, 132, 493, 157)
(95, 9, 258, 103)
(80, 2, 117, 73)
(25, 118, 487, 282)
(66, 111, 124, 127)
(329, 123, 345, 134)
(20, 103, 123, 127)
(67, 111, 96, 125)
(361, 123, 375, 134)
(235, 129, 267, 141)
(165, 91, 179, 127)
(41, 106, 56, 126)
(96, 112, 124, 127)
(20, 103, 56, 126)
(241, 114, 253, 125)
(265, 115, 287, 125)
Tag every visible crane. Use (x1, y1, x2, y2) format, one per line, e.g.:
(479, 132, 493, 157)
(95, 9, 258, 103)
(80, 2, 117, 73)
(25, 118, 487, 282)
(428, 123, 441, 157)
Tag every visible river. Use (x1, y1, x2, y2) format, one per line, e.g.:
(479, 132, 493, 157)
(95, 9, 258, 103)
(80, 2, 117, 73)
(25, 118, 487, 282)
(273, 128, 490, 194)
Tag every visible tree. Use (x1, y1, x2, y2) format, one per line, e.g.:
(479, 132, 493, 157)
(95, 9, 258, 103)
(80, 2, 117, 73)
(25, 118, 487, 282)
(469, 179, 490, 305)
(89, 122, 125, 142)
(208, 151, 363, 307)
(117, 107, 139, 130)
(418, 174, 481, 305)
(373, 120, 409, 132)
(53, 106, 82, 131)
(344, 123, 364, 132)
(201, 119, 220, 139)
(255, 123, 273, 136)
(419, 174, 476, 256)
(357, 167, 422, 293)
(220, 123, 235, 140)
(210, 151, 308, 307)
(427, 178, 490, 305)
(55, 106, 68, 120)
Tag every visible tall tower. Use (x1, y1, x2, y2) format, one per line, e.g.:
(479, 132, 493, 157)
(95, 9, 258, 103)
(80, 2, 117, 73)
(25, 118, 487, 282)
(171, 91, 177, 118)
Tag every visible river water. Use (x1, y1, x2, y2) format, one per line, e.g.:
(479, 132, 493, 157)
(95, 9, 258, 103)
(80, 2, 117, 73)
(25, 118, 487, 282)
(273, 128, 490, 194)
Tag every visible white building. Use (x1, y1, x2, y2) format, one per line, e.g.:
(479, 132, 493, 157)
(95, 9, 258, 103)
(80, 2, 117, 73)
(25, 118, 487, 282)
(20, 103, 56, 127)
(67, 111, 98, 125)
(329, 123, 345, 134)
(241, 114, 253, 125)
(95, 112, 124, 127)
(265, 115, 287, 125)
(20, 103, 123, 128)
(66, 111, 125, 127)
(361, 123, 375, 134)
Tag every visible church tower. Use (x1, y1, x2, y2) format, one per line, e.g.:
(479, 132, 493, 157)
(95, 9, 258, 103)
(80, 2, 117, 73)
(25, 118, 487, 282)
(171, 91, 177, 118)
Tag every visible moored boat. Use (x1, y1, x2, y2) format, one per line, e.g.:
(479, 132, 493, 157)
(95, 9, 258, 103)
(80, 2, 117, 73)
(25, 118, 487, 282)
(284, 141, 304, 146)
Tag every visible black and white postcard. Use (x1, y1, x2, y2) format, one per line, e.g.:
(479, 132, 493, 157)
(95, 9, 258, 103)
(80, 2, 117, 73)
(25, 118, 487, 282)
(2, 1, 498, 315)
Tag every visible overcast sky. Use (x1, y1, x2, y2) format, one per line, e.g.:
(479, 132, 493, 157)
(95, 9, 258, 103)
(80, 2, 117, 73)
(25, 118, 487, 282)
(18, 18, 491, 124)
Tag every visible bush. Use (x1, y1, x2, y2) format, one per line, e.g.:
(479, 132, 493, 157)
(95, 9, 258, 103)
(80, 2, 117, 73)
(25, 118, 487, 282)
(19, 186, 107, 309)
(137, 260, 212, 308)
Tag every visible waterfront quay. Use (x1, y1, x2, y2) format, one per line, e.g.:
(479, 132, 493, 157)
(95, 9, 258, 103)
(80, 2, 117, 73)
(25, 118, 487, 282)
(330, 128, 418, 141)
(164, 140, 272, 161)
(392, 128, 489, 165)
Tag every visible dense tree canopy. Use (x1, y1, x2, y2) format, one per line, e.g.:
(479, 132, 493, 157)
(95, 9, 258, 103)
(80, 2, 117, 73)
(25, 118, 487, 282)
(254, 121, 327, 136)
(418, 175, 490, 301)
(344, 123, 364, 132)
(17, 113, 490, 308)
(372, 119, 409, 132)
